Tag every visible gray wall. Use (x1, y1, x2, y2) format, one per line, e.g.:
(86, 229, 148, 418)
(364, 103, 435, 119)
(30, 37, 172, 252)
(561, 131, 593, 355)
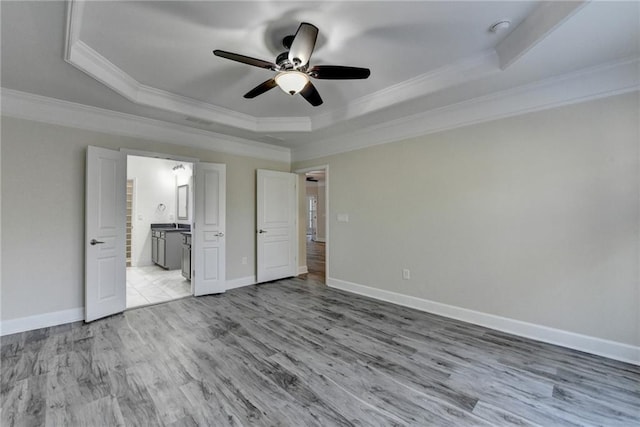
(294, 92, 639, 346)
(2, 92, 638, 349)
(1, 117, 288, 321)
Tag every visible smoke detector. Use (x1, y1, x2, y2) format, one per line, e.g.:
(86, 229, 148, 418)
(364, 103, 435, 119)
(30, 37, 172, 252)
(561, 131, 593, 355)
(490, 20, 511, 33)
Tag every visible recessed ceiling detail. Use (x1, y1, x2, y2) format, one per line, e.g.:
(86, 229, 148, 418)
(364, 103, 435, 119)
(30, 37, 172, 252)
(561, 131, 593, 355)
(63, 0, 581, 134)
(2, 0, 633, 159)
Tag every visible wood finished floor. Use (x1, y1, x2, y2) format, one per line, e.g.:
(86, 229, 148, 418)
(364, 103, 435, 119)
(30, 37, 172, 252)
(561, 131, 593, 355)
(305, 236, 326, 283)
(2, 277, 639, 426)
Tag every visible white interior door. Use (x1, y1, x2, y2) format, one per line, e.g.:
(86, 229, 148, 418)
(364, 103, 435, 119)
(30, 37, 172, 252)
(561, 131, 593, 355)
(193, 162, 226, 296)
(257, 170, 298, 283)
(85, 146, 127, 322)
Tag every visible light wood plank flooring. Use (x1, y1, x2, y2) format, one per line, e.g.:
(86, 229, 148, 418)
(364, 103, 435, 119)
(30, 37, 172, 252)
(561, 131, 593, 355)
(2, 277, 639, 426)
(305, 236, 325, 283)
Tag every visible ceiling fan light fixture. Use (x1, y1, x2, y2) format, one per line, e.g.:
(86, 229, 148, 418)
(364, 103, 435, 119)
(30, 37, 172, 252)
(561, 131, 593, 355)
(275, 71, 309, 95)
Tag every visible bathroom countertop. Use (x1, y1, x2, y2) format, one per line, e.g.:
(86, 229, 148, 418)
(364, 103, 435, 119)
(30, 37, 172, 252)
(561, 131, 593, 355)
(150, 223, 191, 232)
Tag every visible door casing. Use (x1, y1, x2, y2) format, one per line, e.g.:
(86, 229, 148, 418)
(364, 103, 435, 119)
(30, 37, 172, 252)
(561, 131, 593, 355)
(294, 165, 329, 281)
(85, 148, 224, 321)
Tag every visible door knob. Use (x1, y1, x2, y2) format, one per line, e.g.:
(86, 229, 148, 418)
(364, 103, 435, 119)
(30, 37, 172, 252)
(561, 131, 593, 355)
(215, 232, 224, 237)
(90, 239, 105, 245)
(258, 229, 267, 234)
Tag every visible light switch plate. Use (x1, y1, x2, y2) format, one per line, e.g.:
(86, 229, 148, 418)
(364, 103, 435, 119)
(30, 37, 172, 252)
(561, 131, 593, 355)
(337, 213, 349, 222)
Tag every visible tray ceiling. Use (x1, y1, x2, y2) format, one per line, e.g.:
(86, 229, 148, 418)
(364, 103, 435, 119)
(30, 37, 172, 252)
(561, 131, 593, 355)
(2, 1, 638, 158)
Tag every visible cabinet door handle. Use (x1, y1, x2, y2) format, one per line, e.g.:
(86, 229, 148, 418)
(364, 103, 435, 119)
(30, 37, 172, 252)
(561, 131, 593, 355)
(258, 229, 267, 234)
(90, 239, 105, 245)
(215, 232, 225, 237)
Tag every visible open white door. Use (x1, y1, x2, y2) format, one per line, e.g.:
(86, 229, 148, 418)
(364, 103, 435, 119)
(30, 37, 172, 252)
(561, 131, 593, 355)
(193, 162, 226, 296)
(257, 170, 298, 283)
(85, 146, 127, 322)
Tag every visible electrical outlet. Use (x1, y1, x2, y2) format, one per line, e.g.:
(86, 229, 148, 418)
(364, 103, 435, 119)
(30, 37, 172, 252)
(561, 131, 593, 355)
(402, 269, 411, 280)
(241, 257, 248, 265)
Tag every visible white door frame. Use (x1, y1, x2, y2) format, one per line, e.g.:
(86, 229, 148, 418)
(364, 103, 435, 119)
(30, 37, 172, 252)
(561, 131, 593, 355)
(127, 177, 137, 267)
(121, 149, 199, 165)
(120, 149, 201, 300)
(294, 165, 329, 281)
(122, 149, 197, 269)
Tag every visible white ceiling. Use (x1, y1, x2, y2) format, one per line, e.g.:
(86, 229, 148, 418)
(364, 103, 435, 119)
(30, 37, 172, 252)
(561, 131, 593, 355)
(1, 1, 639, 159)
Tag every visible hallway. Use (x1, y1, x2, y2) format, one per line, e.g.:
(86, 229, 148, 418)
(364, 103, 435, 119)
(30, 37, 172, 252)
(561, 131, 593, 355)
(306, 236, 325, 283)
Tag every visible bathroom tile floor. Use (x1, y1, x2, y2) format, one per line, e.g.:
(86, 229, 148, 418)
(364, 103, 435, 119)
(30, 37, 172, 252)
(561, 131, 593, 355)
(126, 265, 191, 309)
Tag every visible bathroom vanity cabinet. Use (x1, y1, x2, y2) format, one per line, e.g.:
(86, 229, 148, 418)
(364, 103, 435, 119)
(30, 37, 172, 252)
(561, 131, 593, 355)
(151, 224, 189, 270)
(181, 232, 191, 281)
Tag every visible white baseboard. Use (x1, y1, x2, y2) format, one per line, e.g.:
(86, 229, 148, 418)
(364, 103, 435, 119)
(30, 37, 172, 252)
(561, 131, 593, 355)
(0, 275, 266, 335)
(6, 278, 636, 366)
(225, 276, 256, 290)
(226, 269, 308, 289)
(0, 308, 84, 336)
(327, 277, 640, 366)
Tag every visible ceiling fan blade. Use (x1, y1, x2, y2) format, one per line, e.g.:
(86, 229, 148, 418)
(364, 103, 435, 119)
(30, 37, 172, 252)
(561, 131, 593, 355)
(309, 65, 371, 80)
(244, 79, 278, 99)
(300, 81, 323, 106)
(288, 22, 318, 68)
(213, 50, 277, 71)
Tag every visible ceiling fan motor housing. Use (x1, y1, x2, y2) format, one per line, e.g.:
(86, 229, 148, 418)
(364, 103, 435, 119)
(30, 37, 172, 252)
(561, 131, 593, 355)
(276, 52, 294, 70)
(282, 35, 295, 50)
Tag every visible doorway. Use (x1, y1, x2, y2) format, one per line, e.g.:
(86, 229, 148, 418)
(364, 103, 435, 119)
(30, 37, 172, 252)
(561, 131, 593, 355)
(86, 146, 227, 322)
(297, 167, 328, 283)
(126, 155, 194, 308)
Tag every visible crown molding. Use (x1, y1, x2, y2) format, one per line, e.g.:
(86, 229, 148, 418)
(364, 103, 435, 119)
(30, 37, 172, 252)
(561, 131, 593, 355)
(293, 57, 640, 162)
(63, 0, 516, 135)
(496, 1, 588, 70)
(67, 40, 313, 133)
(311, 50, 501, 130)
(257, 116, 312, 132)
(63, 0, 84, 60)
(64, 0, 310, 133)
(3, 56, 636, 165)
(0, 88, 291, 163)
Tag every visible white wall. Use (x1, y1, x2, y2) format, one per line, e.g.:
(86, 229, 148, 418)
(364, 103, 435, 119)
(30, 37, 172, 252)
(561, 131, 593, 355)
(127, 156, 191, 267)
(294, 92, 640, 353)
(0, 117, 288, 323)
(2, 92, 638, 363)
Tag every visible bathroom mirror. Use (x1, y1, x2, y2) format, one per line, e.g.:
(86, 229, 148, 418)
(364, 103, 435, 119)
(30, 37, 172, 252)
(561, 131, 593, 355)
(177, 185, 188, 220)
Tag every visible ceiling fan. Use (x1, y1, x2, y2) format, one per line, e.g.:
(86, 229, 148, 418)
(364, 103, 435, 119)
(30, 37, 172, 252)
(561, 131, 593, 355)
(213, 22, 371, 107)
